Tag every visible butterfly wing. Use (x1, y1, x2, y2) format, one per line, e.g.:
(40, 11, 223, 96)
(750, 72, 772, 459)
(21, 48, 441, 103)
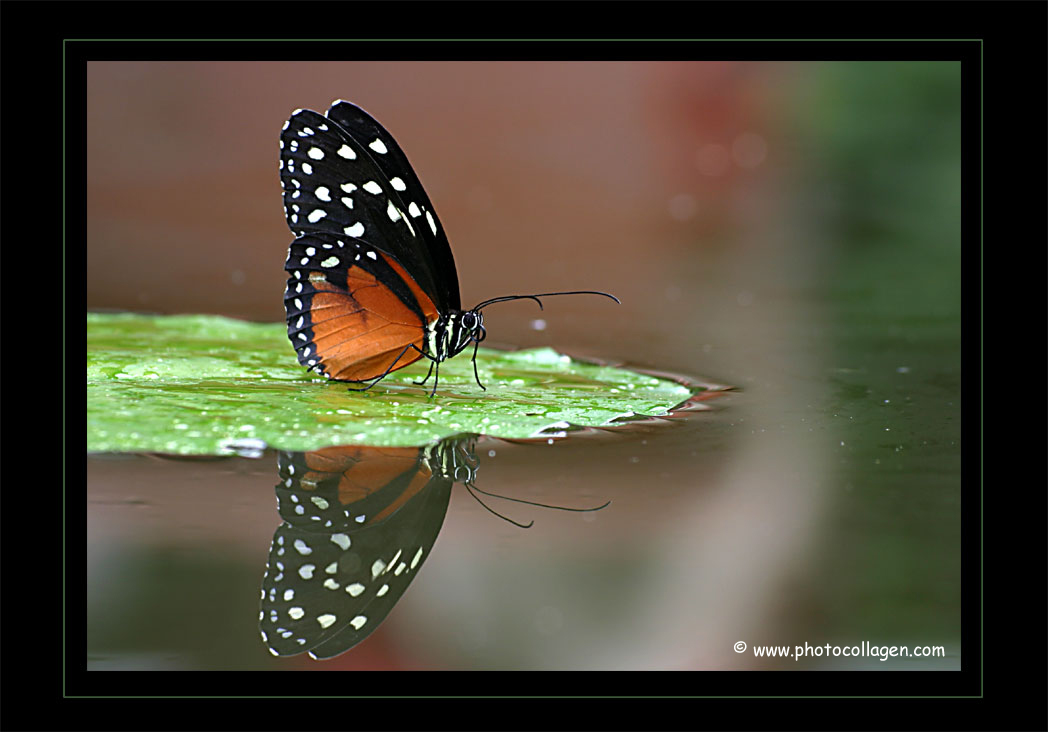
(280, 102, 459, 312)
(325, 101, 461, 312)
(280, 103, 461, 380)
(284, 233, 438, 380)
(260, 446, 454, 659)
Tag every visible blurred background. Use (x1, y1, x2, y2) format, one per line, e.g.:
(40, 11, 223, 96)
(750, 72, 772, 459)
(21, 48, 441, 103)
(87, 61, 962, 670)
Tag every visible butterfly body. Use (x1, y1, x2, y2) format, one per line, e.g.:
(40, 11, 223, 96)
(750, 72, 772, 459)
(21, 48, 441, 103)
(279, 101, 615, 393)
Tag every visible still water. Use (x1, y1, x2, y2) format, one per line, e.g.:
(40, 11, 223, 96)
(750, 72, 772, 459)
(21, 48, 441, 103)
(86, 300, 961, 671)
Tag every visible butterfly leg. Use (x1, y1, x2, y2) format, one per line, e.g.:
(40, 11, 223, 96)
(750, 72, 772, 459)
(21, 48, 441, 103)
(345, 344, 414, 392)
(470, 339, 486, 390)
(413, 359, 435, 387)
(429, 359, 441, 398)
(345, 380, 383, 392)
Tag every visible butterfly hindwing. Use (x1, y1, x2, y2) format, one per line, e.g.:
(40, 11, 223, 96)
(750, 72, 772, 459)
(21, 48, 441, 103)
(283, 232, 438, 381)
(273, 447, 431, 528)
(259, 447, 454, 659)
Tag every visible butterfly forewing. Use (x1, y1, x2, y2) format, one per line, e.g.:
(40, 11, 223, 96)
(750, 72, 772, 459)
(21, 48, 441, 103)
(280, 103, 458, 314)
(325, 100, 461, 311)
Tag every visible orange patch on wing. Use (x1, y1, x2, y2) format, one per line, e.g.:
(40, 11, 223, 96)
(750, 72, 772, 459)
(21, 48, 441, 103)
(380, 253, 440, 324)
(293, 446, 434, 525)
(365, 462, 434, 526)
(297, 446, 421, 494)
(303, 256, 439, 381)
(333, 449, 430, 505)
(303, 445, 418, 475)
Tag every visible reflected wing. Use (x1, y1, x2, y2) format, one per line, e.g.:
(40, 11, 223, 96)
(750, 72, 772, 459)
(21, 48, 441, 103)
(259, 446, 453, 659)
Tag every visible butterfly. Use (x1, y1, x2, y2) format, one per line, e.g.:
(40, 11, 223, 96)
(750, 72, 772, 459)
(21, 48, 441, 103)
(259, 439, 476, 659)
(258, 437, 609, 660)
(279, 100, 618, 395)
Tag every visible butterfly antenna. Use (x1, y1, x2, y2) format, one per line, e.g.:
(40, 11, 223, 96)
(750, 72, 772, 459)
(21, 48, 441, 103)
(468, 483, 611, 513)
(463, 482, 533, 528)
(473, 290, 620, 312)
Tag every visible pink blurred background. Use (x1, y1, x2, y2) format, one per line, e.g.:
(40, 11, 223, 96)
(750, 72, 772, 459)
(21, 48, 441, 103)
(88, 61, 786, 380)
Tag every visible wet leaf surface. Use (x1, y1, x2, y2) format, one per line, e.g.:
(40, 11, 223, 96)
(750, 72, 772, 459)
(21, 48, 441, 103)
(87, 313, 709, 454)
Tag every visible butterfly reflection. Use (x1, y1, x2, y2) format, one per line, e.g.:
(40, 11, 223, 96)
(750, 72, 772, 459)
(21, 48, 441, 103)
(259, 438, 476, 660)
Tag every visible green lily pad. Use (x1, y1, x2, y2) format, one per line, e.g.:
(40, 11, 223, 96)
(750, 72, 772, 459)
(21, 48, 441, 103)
(86, 313, 710, 454)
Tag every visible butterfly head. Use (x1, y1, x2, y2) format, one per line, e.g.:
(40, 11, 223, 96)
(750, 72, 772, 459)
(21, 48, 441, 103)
(426, 438, 480, 485)
(425, 310, 485, 367)
(443, 309, 486, 360)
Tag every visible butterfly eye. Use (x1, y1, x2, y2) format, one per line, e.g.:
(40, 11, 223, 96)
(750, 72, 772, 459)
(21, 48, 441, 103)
(462, 312, 476, 330)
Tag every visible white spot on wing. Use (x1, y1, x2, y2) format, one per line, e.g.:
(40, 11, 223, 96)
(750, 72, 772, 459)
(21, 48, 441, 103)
(337, 145, 356, 159)
(363, 181, 382, 195)
(390, 176, 407, 191)
(368, 139, 388, 154)
(317, 613, 337, 629)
